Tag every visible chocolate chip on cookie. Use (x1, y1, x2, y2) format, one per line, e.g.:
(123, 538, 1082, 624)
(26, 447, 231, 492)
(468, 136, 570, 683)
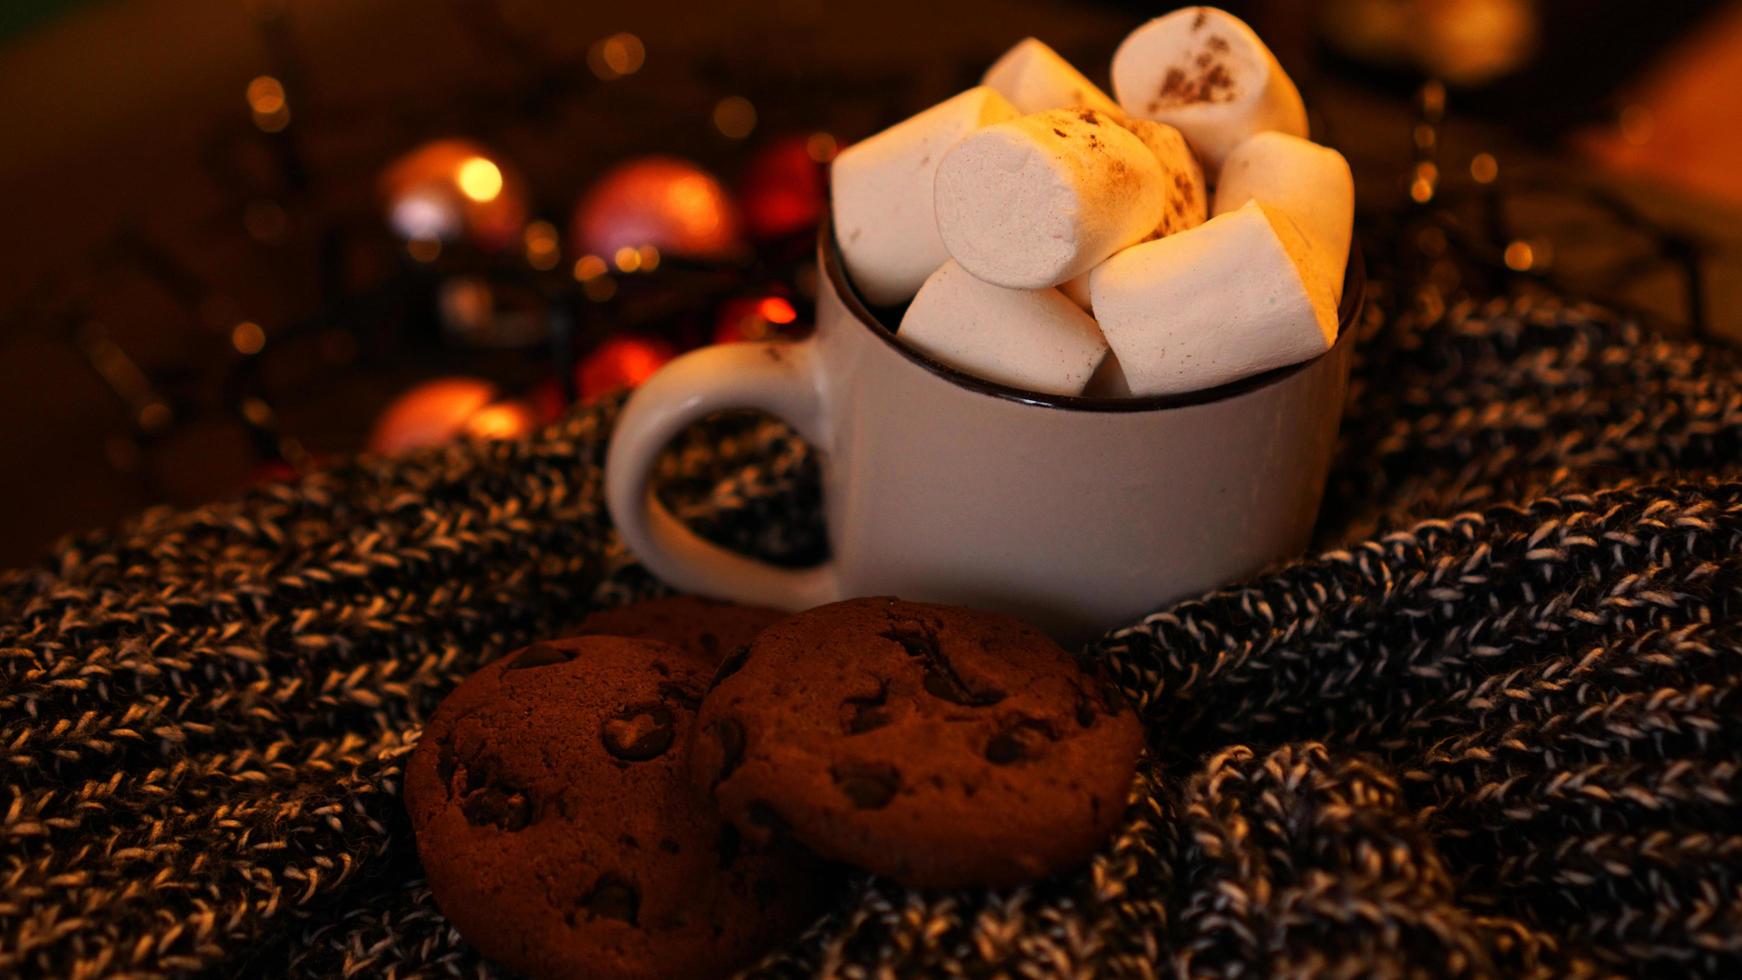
(689, 597, 1144, 889)
(566, 596, 789, 666)
(405, 635, 824, 980)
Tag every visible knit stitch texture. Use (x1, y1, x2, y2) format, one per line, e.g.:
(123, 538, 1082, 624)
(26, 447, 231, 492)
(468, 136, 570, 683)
(3, 281, 1742, 978)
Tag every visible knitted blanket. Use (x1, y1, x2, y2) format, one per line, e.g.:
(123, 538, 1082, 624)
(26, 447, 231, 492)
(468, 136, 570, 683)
(4, 279, 1742, 979)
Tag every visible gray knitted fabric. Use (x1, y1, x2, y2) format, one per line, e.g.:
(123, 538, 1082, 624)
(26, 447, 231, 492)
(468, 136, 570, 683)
(4, 281, 1742, 979)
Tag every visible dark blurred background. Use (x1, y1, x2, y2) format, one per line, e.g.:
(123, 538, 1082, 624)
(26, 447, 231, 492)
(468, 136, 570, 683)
(2, 0, 1740, 568)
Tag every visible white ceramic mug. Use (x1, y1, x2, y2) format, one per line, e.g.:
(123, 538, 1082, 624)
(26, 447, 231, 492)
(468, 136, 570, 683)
(605, 224, 1362, 644)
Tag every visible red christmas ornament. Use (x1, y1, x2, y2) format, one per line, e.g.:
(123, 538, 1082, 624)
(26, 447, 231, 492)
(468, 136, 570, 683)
(713, 295, 801, 345)
(577, 336, 675, 402)
(367, 377, 536, 455)
(572, 157, 742, 261)
(380, 139, 529, 252)
(739, 136, 827, 240)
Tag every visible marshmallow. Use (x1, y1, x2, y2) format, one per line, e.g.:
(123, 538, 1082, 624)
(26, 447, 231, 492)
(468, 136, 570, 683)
(1089, 202, 1336, 397)
(1214, 131, 1354, 300)
(1059, 271, 1093, 311)
(935, 108, 1166, 290)
(1122, 118, 1208, 236)
(831, 86, 1018, 305)
(1111, 6, 1307, 173)
(899, 260, 1109, 396)
(983, 38, 1123, 117)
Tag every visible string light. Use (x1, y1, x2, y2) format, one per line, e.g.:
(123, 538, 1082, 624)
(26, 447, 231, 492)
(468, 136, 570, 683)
(613, 246, 642, 272)
(456, 157, 505, 203)
(247, 75, 290, 132)
(588, 32, 646, 80)
(1470, 153, 1499, 184)
(713, 96, 757, 139)
(1504, 240, 1534, 271)
(407, 238, 442, 263)
(1418, 80, 1447, 122)
(806, 132, 839, 162)
(523, 221, 560, 270)
(638, 245, 661, 271)
(1410, 162, 1438, 204)
(573, 255, 608, 281)
(231, 321, 266, 355)
(241, 398, 274, 426)
(137, 402, 173, 433)
(759, 297, 797, 325)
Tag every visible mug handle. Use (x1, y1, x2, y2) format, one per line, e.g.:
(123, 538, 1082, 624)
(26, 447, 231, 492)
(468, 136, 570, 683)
(604, 340, 840, 610)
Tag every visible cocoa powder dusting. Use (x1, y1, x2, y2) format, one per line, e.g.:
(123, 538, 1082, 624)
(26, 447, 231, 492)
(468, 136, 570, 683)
(1149, 51, 1238, 110)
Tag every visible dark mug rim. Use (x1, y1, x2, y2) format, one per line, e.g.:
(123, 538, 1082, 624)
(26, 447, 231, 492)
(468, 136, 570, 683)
(819, 213, 1365, 413)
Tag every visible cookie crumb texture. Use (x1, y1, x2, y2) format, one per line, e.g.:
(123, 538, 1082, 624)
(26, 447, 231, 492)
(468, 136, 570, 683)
(404, 635, 821, 980)
(691, 597, 1145, 889)
(564, 595, 789, 666)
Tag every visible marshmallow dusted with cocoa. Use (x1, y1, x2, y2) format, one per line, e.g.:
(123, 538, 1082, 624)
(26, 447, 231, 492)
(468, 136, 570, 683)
(831, 86, 1018, 305)
(1214, 131, 1355, 300)
(899, 261, 1109, 397)
(1111, 6, 1307, 173)
(934, 108, 1167, 290)
(826, 9, 1352, 401)
(1089, 202, 1337, 397)
(1121, 119, 1208, 237)
(983, 38, 1123, 117)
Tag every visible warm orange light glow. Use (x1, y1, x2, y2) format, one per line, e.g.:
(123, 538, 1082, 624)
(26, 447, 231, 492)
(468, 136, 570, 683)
(583, 276, 618, 302)
(638, 245, 661, 271)
(138, 402, 172, 432)
(589, 32, 646, 79)
(1504, 240, 1534, 270)
(713, 96, 757, 139)
(806, 132, 839, 162)
(407, 238, 442, 262)
(247, 76, 286, 114)
(523, 220, 560, 270)
(456, 157, 505, 203)
(758, 297, 797, 325)
(578, 337, 675, 401)
(231, 321, 266, 355)
(573, 255, 608, 281)
(248, 76, 290, 132)
(1470, 153, 1499, 184)
(464, 401, 536, 441)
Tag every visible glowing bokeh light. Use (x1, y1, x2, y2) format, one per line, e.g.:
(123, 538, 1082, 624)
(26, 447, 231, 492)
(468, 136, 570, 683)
(713, 96, 757, 139)
(456, 157, 505, 203)
(573, 255, 608, 281)
(231, 321, 266, 355)
(758, 297, 797, 325)
(589, 32, 646, 79)
(1470, 153, 1499, 184)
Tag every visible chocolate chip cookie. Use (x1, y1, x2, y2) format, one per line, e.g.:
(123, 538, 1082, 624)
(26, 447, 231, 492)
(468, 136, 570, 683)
(566, 596, 788, 666)
(689, 597, 1144, 889)
(405, 635, 822, 980)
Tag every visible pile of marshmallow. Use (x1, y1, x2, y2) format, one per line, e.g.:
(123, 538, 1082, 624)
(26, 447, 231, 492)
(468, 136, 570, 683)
(830, 6, 1354, 398)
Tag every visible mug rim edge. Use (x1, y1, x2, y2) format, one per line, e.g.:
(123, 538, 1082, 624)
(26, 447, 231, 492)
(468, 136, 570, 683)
(818, 214, 1366, 414)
